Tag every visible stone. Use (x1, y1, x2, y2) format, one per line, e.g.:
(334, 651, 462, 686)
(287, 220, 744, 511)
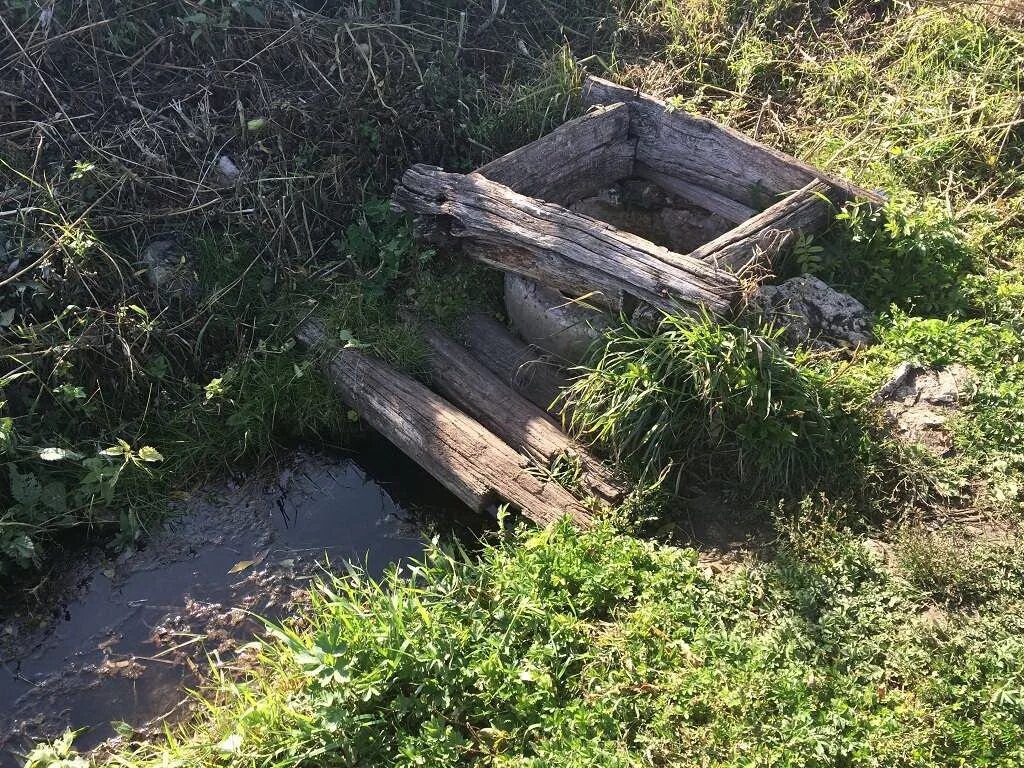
(503, 273, 610, 364)
(752, 274, 872, 349)
(140, 239, 199, 302)
(874, 362, 973, 456)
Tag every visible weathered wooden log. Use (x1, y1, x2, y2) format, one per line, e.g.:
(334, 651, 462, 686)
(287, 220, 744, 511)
(392, 165, 741, 317)
(582, 76, 884, 219)
(416, 319, 625, 505)
(688, 180, 834, 271)
(477, 103, 635, 205)
(460, 313, 568, 412)
(296, 319, 592, 528)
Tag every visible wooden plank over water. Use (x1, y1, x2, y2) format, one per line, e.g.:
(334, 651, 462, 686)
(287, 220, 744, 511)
(296, 319, 594, 529)
(417, 319, 625, 505)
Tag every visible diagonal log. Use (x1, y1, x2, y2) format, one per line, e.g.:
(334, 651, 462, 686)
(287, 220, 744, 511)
(392, 165, 741, 317)
(460, 313, 568, 413)
(417, 319, 625, 505)
(688, 180, 835, 271)
(296, 319, 593, 529)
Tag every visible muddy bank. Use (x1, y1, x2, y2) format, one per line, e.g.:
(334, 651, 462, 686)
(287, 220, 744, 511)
(0, 438, 484, 766)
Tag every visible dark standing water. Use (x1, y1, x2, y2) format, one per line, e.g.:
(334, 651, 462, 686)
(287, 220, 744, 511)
(0, 438, 484, 767)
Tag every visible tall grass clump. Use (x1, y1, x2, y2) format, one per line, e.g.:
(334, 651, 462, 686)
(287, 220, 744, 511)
(561, 311, 870, 498)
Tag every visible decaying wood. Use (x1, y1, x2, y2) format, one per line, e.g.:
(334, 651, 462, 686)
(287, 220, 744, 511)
(582, 76, 884, 217)
(296, 319, 593, 528)
(461, 313, 568, 413)
(477, 103, 635, 205)
(416, 320, 625, 504)
(688, 180, 834, 271)
(392, 165, 741, 316)
(636, 167, 758, 224)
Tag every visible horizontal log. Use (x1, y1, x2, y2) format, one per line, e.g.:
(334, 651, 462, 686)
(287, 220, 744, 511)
(417, 319, 625, 504)
(582, 75, 884, 214)
(460, 313, 568, 412)
(477, 103, 635, 205)
(635, 164, 758, 224)
(392, 165, 741, 317)
(296, 319, 593, 529)
(689, 180, 834, 271)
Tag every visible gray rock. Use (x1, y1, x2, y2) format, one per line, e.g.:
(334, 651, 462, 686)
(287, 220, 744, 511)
(874, 363, 973, 456)
(504, 274, 611, 364)
(140, 239, 199, 302)
(752, 274, 872, 349)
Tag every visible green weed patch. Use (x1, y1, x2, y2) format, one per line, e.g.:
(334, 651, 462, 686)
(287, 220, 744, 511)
(36, 522, 1024, 767)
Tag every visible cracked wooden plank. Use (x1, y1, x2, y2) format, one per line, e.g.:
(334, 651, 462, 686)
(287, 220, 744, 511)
(477, 102, 635, 204)
(296, 319, 593, 529)
(392, 164, 741, 316)
(582, 75, 884, 219)
(417, 319, 625, 505)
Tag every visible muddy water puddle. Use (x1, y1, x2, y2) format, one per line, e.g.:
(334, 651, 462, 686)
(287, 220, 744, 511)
(0, 439, 483, 766)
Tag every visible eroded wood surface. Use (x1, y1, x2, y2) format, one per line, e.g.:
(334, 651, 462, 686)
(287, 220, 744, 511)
(392, 165, 741, 316)
(418, 319, 625, 504)
(582, 76, 884, 216)
(296, 319, 593, 528)
(689, 180, 834, 271)
(460, 313, 568, 413)
(477, 103, 635, 205)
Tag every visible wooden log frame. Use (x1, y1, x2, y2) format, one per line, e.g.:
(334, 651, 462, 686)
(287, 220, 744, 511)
(460, 313, 568, 413)
(296, 319, 593, 529)
(416, 319, 625, 505)
(392, 165, 741, 317)
(581, 75, 884, 225)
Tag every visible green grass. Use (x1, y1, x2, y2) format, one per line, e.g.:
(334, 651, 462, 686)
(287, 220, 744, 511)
(34, 520, 1024, 767)
(560, 311, 881, 498)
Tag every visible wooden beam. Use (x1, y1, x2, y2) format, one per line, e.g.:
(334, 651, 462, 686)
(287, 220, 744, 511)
(477, 103, 635, 205)
(582, 75, 884, 214)
(635, 166, 758, 224)
(296, 319, 593, 529)
(688, 180, 834, 271)
(417, 320, 625, 505)
(392, 165, 741, 317)
(460, 313, 568, 413)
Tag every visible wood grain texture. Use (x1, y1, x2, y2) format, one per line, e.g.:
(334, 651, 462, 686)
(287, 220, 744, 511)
(635, 165, 758, 224)
(477, 103, 635, 204)
(418, 320, 625, 504)
(582, 75, 884, 214)
(460, 313, 568, 413)
(296, 319, 592, 529)
(392, 165, 741, 316)
(688, 180, 834, 271)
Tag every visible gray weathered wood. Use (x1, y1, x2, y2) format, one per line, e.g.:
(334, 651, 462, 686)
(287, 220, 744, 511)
(477, 103, 635, 205)
(392, 165, 741, 317)
(582, 75, 884, 215)
(296, 319, 592, 528)
(689, 180, 834, 271)
(460, 313, 568, 413)
(417, 320, 625, 505)
(636, 166, 758, 224)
